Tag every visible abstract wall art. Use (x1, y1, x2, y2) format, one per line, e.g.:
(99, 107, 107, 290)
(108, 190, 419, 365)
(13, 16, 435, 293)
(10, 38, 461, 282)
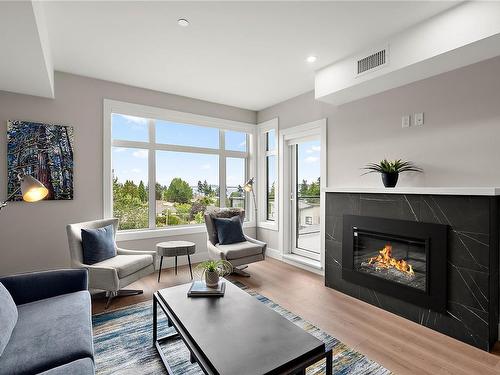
(7, 120, 74, 201)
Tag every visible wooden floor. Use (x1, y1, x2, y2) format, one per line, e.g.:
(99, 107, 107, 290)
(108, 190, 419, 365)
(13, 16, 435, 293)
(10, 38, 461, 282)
(92, 258, 500, 375)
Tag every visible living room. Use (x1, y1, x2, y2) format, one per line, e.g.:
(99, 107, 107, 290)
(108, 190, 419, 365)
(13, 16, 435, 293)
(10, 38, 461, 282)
(1, 1, 500, 374)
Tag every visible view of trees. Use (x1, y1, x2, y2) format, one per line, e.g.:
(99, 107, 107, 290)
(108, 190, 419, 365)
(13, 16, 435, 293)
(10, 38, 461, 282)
(298, 178, 320, 204)
(113, 177, 243, 230)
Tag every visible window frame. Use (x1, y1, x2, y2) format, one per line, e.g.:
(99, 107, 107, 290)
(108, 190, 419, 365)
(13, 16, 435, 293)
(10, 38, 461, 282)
(103, 99, 256, 241)
(257, 118, 279, 231)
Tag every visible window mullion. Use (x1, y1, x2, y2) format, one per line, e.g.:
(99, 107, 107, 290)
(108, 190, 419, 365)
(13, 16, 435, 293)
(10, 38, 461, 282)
(148, 119, 156, 229)
(219, 130, 226, 208)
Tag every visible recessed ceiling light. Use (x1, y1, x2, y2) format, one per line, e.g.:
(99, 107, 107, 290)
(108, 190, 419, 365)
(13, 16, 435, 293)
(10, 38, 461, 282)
(177, 18, 189, 27)
(306, 56, 317, 63)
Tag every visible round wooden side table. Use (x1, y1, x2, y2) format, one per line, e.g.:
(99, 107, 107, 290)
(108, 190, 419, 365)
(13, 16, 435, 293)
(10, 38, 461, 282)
(156, 240, 196, 282)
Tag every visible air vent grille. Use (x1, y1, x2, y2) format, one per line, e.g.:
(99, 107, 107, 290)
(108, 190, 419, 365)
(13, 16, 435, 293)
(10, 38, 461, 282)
(357, 50, 386, 74)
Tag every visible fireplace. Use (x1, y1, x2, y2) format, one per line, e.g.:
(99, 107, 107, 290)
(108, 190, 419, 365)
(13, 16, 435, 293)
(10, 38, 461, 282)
(342, 215, 448, 312)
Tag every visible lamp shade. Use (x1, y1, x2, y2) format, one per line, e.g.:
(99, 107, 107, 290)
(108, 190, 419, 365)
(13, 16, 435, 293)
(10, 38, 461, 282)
(20, 175, 49, 202)
(243, 177, 255, 192)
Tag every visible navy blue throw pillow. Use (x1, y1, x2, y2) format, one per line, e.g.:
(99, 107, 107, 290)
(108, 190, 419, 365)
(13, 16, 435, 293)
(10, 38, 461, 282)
(213, 215, 246, 245)
(81, 224, 116, 265)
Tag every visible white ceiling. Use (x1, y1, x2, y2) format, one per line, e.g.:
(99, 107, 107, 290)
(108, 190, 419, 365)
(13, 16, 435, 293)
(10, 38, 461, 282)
(6, 1, 459, 110)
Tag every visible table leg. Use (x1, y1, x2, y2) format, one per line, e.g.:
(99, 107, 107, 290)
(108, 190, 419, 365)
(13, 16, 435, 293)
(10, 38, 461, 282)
(153, 295, 157, 346)
(158, 256, 163, 282)
(175, 256, 178, 275)
(326, 348, 332, 374)
(187, 254, 193, 279)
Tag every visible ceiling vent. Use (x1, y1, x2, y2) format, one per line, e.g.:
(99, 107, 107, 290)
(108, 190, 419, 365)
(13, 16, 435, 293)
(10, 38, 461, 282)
(357, 48, 387, 75)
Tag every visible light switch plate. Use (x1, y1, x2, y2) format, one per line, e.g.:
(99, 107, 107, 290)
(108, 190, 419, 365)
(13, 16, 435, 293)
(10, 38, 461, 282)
(402, 115, 410, 128)
(414, 112, 424, 126)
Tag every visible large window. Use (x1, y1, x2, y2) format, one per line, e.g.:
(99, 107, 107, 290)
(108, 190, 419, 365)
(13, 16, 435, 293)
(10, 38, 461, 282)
(107, 104, 252, 232)
(258, 119, 278, 228)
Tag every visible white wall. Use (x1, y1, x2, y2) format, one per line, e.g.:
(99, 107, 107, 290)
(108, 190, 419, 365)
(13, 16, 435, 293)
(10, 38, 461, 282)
(0, 72, 256, 276)
(257, 56, 500, 250)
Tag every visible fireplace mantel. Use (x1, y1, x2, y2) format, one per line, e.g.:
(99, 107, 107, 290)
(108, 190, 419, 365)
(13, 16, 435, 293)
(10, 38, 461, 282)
(323, 186, 500, 196)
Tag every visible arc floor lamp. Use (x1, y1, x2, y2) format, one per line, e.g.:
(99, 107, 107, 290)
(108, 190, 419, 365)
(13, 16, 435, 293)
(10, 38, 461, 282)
(0, 174, 48, 212)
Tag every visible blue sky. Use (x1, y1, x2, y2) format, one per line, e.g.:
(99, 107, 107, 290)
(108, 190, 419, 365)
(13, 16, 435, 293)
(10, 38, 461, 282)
(111, 114, 319, 191)
(297, 139, 321, 184)
(112, 114, 247, 189)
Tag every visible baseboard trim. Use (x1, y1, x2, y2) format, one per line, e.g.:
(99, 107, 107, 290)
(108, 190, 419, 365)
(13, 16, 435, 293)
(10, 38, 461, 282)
(266, 247, 324, 276)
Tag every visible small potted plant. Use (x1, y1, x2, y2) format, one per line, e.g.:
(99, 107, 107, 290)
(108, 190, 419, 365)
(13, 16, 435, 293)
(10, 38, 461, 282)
(362, 159, 422, 188)
(195, 260, 233, 287)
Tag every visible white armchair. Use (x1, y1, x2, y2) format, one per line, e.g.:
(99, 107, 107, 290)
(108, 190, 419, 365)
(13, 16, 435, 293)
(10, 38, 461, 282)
(66, 218, 156, 308)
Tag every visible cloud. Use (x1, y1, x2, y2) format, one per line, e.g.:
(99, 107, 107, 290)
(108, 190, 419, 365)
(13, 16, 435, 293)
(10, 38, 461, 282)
(200, 163, 211, 170)
(113, 148, 126, 153)
(119, 114, 148, 125)
(305, 156, 319, 163)
(306, 145, 321, 154)
(132, 150, 148, 159)
(131, 168, 142, 173)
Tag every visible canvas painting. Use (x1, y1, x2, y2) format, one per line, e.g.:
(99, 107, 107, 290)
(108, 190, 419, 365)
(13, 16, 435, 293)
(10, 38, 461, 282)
(7, 120, 74, 201)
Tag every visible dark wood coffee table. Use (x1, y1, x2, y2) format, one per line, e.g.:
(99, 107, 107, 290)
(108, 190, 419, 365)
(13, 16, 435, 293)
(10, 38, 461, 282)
(153, 280, 332, 375)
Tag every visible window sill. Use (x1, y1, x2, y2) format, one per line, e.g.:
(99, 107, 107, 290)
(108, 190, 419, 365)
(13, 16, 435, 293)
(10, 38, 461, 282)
(257, 221, 279, 231)
(282, 253, 322, 270)
(116, 221, 256, 242)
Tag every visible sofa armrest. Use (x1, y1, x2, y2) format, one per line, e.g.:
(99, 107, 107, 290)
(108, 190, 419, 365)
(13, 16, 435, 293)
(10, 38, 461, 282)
(0, 268, 88, 305)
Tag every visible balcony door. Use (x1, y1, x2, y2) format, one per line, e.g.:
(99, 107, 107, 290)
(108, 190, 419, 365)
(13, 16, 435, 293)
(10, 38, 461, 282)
(290, 139, 321, 261)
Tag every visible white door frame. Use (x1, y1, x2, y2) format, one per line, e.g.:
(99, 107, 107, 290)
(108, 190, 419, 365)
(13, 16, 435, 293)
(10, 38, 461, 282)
(278, 119, 327, 270)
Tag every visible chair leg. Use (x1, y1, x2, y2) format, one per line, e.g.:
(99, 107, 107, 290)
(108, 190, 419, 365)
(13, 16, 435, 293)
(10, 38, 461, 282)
(187, 254, 193, 279)
(105, 292, 114, 309)
(101, 290, 143, 310)
(232, 266, 251, 277)
(158, 256, 164, 282)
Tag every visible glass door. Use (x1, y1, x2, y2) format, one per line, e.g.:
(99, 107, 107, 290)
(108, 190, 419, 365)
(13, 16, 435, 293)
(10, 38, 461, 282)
(290, 139, 321, 261)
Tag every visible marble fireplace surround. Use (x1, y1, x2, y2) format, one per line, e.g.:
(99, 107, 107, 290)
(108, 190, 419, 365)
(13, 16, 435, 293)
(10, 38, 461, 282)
(324, 187, 499, 351)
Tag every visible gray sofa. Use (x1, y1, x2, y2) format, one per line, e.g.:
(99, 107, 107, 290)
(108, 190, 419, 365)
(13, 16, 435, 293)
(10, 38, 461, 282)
(0, 269, 94, 374)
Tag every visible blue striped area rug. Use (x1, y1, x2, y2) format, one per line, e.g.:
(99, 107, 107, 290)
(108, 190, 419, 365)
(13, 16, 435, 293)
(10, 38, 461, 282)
(92, 282, 392, 374)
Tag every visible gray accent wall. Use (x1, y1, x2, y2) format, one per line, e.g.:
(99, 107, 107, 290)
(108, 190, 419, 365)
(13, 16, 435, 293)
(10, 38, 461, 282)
(256, 56, 500, 255)
(0, 72, 256, 276)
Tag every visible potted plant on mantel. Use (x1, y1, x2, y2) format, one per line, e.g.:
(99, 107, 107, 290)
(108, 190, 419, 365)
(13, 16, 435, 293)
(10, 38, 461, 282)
(362, 159, 423, 188)
(195, 260, 233, 287)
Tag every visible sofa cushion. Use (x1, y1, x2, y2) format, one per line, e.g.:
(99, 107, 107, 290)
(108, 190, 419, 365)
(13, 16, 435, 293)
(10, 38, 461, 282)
(0, 291, 93, 375)
(93, 254, 153, 278)
(81, 224, 116, 265)
(37, 358, 94, 375)
(0, 282, 17, 357)
(216, 240, 264, 260)
(213, 215, 246, 245)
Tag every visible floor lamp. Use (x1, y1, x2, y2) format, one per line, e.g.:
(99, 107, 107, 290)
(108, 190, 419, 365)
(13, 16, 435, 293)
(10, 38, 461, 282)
(243, 177, 257, 220)
(0, 174, 49, 212)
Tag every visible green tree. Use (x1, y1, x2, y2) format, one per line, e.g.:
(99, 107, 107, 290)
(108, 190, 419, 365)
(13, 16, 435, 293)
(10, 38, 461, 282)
(299, 179, 309, 197)
(166, 178, 193, 203)
(155, 183, 166, 200)
(138, 180, 147, 203)
(197, 180, 204, 195)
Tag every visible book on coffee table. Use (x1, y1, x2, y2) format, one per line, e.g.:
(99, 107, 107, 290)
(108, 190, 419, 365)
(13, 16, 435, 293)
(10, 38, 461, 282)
(187, 280, 226, 297)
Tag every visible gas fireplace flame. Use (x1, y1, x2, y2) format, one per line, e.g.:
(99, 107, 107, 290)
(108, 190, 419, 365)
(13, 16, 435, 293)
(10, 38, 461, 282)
(368, 244, 414, 276)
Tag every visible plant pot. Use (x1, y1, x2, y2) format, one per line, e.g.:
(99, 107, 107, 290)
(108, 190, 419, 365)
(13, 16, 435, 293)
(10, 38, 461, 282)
(381, 172, 399, 188)
(204, 270, 220, 288)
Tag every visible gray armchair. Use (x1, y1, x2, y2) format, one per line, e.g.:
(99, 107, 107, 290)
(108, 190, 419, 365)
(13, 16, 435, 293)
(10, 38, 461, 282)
(66, 218, 156, 308)
(204, 208, 266, 277)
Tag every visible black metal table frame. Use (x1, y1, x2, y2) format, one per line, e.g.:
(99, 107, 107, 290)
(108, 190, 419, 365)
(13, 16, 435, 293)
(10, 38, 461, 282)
(153, 292, 333, 375)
